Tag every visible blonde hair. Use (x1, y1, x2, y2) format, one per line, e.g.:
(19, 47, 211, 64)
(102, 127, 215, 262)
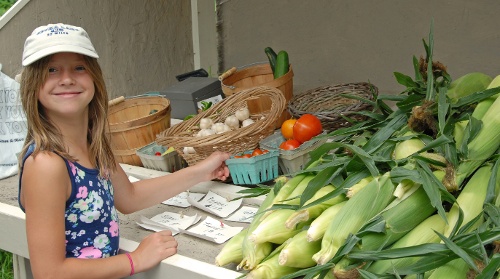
(18, 55, 116, 177)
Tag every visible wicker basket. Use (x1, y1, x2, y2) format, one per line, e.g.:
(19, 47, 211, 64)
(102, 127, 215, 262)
(107, 96, 171, 166)
(218, 62, 293, 128)
(156, 86, 286, 166)
(288, 82, 378, 132)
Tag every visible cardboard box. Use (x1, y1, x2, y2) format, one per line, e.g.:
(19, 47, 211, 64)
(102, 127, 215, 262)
(161, 77, 224, 119)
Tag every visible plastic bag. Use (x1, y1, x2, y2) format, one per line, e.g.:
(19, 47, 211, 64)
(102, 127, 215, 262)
(0, 64, 26, 179)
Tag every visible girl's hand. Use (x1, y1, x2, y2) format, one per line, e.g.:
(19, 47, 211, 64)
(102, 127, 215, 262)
(131, 230, 178, 273)
(196, 151, 231, 181)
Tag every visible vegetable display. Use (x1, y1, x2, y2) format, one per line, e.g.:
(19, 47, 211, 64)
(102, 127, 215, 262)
(215, 26, 500, 279)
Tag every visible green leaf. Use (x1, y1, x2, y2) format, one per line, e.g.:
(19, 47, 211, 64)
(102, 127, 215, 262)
(435, 231, 480, 272)
(451, 86, 500, 108)
(394, 72, 417, 88)
(363, 111, 408, 154)
(396, 93, 424, 112)
(437, 86, 449, 134)
(299, 166, 336, 207)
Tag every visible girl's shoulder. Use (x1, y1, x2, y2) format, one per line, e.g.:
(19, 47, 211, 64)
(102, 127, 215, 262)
(23, 150, 68, 179)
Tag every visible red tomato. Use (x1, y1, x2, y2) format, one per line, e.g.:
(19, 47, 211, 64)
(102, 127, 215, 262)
(281, 118, 297, 140)
(242, 153, 252, 158)
(279, 139, 301, 150)
(252, 148, 264, 156)
(293, 114, 322, 143)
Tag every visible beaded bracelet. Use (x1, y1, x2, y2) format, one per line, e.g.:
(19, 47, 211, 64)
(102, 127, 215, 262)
(125, 253, 135, 276)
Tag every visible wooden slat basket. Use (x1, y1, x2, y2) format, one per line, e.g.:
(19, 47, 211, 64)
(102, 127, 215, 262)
(107, 96, 171, 166)
(156, 86, 286, 166)
(219, 62, 293, 128)
(288, 82, 378, 132)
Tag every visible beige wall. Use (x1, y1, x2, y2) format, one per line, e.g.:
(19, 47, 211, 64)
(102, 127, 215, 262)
(2, 0, 500, 99)
(0, 0, 194, 99)
(216, 0, 500, 95)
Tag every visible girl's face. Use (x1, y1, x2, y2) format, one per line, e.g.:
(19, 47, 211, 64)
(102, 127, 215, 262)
(38, 52, 95, 119)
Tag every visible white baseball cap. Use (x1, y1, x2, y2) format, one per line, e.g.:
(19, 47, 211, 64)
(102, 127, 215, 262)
(22, 23, 99, 66)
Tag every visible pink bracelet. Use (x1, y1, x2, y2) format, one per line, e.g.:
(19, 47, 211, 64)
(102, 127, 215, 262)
(125, 253, 135, 276)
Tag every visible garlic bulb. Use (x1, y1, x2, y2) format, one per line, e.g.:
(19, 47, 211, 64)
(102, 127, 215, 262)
(235, 107, 250, 121)
(242, 118, 255, 127)
(197, 128, 215, 137)
(199, 118, 213, 130)
(212, 122, 231, 134)
(225, 115, 240, 129)
(183, 147, 196, 154)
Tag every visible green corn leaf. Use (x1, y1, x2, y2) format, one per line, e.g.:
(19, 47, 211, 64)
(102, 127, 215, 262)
(299, 166, 337, 207)
(416, 159, 456, 220)
(378, 94, 408, 102)
(390, 167, 422, 184)
(437, 86, 449, 134)
(279, 263, 334, 279)
(363, 111, 408, 154)
(485, 156, 500, 204)
(435, 231, 480, 272)
(396, 94, 424, 113)
(424, 21, 435, 102)
(394, 72, 418, 88)
(348, 243, 446, 261)
(451, 86, 500, 108)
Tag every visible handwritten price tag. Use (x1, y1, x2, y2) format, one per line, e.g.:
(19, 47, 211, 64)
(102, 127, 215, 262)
(225, 206, 257, 223)
(187, 191, 242, 218)
(179, 216, 244, 244)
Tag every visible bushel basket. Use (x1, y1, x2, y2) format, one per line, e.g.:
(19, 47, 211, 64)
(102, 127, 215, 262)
(156, 86, 286, 166)
(288, 82, 378, 132)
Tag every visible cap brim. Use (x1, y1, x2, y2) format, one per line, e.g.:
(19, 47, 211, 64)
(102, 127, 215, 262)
(22, 45, 99, 66)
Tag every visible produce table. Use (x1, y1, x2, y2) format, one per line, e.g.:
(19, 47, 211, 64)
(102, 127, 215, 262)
(0, 164, 265, 279)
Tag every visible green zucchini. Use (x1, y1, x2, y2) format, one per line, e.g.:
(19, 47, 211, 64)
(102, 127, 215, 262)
(274, 50, 289, 79)
(264, 47, 278, 73)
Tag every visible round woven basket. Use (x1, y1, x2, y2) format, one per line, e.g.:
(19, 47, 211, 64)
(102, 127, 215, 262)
(288, 82, 378, 132)
(107, 96, 171, 166)
(156, 86, 286, 166)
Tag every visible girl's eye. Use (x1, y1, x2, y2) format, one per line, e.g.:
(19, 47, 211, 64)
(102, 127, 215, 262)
(48, 67, 57, 73)
(75, 66, 86, 71)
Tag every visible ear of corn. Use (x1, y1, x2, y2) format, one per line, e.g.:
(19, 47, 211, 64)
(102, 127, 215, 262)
(239, 183, 277, 270)
(367, 214, 447, 275)
(446, 72, 492, 101)
(246, 251, 301, 279)
(215, 227, 248, 266)
(285, 184, 346, 229)
(427, 258, 469, 279)
(392, 132, 426, 160)
(313, 172, 396, 265)
(346, 176, 374, 198)
(249, 208, 312, 244)
(278, 230, 322, 268)
(444, 164, 492, 238)
(333, 184, 435, 278)
(307, 200, 347, 242)
(455, 94, 500, 187)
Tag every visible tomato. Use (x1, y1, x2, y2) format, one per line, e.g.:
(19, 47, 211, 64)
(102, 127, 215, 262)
(242, 153, 252, 158)
(279, 139, 301, 150)
(293, 114, 322, 143)
(252, 148, 264, 156)
(281, 118, 297, 140)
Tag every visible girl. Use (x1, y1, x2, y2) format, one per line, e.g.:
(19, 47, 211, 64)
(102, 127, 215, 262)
(18, 23, 230, 278)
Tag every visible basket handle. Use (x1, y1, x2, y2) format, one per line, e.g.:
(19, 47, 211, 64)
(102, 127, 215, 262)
(218, 67, 237, 81)
(109, 96, 125, 106)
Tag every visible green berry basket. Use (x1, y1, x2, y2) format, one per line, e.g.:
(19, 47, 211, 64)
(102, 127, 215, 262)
(225, 149, 279, 185)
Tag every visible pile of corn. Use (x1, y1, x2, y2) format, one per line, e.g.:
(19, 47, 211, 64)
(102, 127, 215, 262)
(215, 30, 500, 279)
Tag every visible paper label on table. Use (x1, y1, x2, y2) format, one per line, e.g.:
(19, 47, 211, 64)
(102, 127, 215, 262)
(224, 206, 257, 223)
(187, 191, 242, 218)
(178, 216, 244, 244)
(162, 192, 205, 208)
(136, 212, 201, 235)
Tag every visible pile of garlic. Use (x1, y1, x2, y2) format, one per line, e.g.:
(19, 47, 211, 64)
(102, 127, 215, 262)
(183, 107, 255, 154)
